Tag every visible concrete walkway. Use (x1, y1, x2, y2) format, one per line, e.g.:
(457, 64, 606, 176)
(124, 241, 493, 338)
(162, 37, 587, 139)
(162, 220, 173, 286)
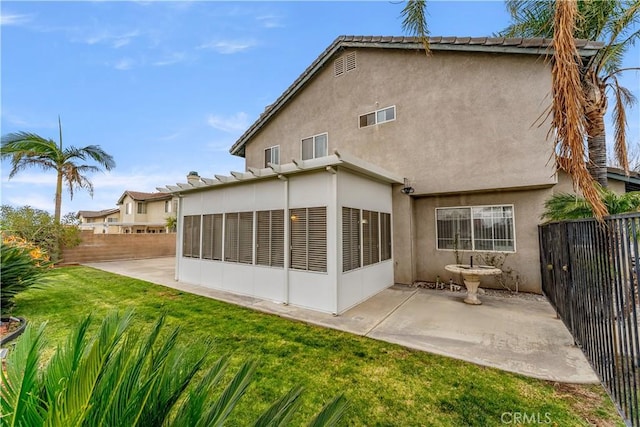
(84, 257, 599, 384)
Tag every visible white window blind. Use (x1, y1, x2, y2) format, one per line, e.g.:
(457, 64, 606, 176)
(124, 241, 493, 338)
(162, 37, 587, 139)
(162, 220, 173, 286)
(342, 207, 360, 272)
(256, 210, 284, 267)
(290, 207, 327, 272)
(182, 215, 201, 258)
(224, 213, 239, 262)
(224, 212, 254, 263)
(202, 213, 223, 261)
(380, 212, 392, 261)
(363, 210, 380, 266)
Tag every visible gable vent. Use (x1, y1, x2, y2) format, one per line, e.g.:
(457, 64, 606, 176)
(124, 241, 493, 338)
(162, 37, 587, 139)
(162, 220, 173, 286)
(334, 57, 345, 77)
(345, 51, 356, 72)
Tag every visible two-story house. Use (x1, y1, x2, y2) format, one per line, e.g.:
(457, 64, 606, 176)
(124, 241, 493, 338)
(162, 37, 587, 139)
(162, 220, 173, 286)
(116, 191, 177, 234)
(160, 36, 605, 314)
(78, 208, 121, 234)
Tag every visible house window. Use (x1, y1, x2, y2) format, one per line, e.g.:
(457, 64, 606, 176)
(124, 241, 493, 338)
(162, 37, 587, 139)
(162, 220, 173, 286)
(359, 106, 396, 128)
(264, 146, 280, 168)
(182, 215, 201, 258)
(256, 210, 284, 267)
(290, 207, 327, 272)
(202, 213, 223, 261)
(436, 205, 515, 252)
(137, 202, 147, 214)
(301, 133, 328, 160)
(362, 210, 380, 266)
(125, 203, 132, 215)
(165, 200, 172, 213)
(224, 212, 254, 264)
(342, 207, 360, 272)
(107, 217, 118, 223)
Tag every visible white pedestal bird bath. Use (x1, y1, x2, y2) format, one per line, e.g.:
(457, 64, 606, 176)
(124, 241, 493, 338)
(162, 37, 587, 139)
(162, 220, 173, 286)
(445, 260, 501, 305)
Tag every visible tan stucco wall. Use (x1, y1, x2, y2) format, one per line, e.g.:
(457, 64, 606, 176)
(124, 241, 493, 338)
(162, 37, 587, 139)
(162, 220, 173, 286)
(413, 187, 552, 293)
(244, 48, 554, 194)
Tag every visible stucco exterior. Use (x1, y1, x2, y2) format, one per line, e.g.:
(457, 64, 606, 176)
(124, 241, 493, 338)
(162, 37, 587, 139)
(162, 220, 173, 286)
(238, 46, 556, 292)
(244, 48, 554, 193)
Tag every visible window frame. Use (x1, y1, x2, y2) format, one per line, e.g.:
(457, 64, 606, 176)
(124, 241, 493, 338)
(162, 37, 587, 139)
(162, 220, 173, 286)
(300, 133, 328, 161)
(137, 202, 147, 214)
(435, 204, 516, 253)
(264, 145, 280, 168)
(359, 105, 396, 128)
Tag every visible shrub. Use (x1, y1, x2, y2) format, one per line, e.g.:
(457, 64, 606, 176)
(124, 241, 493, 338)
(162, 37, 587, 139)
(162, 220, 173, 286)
(0, 205, 81, 262)
(0, 311, 348, 426)
(0, 236, 51, 317)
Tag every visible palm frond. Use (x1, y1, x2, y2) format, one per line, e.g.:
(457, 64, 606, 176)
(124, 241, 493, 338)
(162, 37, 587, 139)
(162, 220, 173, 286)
(0, 322, 48, 427)
(552, 0, 608, 220)
(611, 77, 630, 173)
(542, 192, 595, 221)
(401, 0, 430, 54)
(307, 394, 349, 427)
(499, 0, 555, 38)
(252, 386, 304, 427)
(205, 359, 259, 425)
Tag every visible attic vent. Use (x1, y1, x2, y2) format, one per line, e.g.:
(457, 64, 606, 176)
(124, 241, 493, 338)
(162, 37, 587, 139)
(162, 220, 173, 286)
(334, 52, 356, 77)
(334, 57, 345, 76)
(345, 51, 356, 71)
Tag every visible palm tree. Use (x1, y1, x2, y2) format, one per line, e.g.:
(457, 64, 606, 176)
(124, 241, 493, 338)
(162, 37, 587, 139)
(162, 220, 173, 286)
(500, 0, 640, 217)
(542, 189, 640, 222)
(1, 117, 116, 223)
(1, 310, 348, 426)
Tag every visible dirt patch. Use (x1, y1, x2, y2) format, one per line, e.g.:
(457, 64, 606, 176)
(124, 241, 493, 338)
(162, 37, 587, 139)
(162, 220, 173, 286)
(552, 383, 621, 426)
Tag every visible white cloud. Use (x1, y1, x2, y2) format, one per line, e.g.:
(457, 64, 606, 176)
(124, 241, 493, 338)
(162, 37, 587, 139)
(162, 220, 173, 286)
(198, 39, 256, 54)
(0, 13, 32, 26)
(206, 112, 250, 133)
(84, 29, 140, 48)
(114, 58, 134, 70)
(256, 14, 284, 29)
(153, 52, 188, 67)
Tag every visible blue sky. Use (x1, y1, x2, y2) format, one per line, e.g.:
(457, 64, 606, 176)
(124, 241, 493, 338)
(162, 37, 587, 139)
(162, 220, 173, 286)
(1, 1, 638, 216)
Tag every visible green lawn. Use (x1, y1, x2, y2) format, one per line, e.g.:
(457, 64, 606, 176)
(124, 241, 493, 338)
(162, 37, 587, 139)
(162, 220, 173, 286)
(11, 266, 623, 426)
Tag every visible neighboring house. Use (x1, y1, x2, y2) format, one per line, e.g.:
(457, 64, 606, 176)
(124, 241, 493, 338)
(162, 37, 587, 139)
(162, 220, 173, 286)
(116, 191, 176, 234)
(78, 208, 121, 234)
(160, 35, 611, 314)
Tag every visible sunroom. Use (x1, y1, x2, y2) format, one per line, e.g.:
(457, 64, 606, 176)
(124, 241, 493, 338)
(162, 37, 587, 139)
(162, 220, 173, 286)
(158, 152, 402, 314)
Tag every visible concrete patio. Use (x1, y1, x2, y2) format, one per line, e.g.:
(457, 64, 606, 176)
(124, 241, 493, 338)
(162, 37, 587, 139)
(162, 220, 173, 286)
(84, 257, 599, 384)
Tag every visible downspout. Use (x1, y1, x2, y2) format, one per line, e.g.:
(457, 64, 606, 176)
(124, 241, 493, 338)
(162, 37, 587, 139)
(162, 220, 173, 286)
(175, 195, 183, 282)
(282, 176, 290, 305)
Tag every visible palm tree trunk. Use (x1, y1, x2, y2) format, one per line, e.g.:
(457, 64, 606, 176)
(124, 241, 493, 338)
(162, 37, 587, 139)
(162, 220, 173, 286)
(588, 131, 608, 188)
(584, 72, 609, 188)
(54, 170, 63, 223)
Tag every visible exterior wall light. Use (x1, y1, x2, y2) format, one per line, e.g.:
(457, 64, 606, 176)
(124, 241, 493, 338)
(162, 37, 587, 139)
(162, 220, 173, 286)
(290, 214, 298, 221)
(401, 178, 415, 195)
